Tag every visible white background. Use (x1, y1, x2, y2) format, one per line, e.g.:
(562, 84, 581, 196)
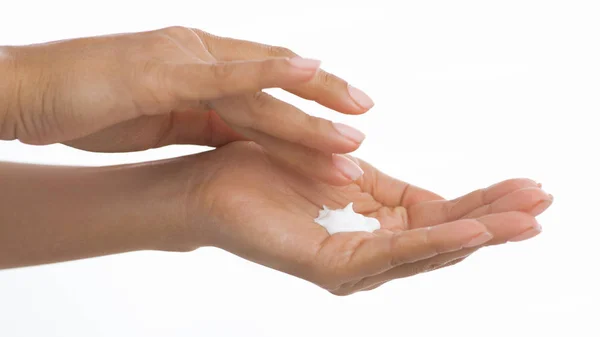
(1, 0, 598, 336)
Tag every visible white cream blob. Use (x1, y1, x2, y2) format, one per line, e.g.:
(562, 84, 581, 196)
(314, 203, 381, 235)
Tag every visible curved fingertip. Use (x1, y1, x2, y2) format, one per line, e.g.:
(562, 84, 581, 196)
(332, 154, 364, 182)
(347, 84, 375, 111)
(332, 123, 366, 145)
(509, 223, 543, 242)
(316, 123, 364, 155)
(463, 231, 493, 248)
(500, 187, 553, 216)
(308, 154, 364, 187)
(529, 194, 554, 216)
(477, 211, 541, 245)
(483, 178, 540, 201)
(285, 70, 374, 116)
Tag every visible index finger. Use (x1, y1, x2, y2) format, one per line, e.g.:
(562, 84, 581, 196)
(194, 30, 374, 114)
(164, 58, 319, 101)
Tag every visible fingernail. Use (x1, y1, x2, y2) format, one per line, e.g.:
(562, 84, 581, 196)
(529, 194, 554, 216)
(509, 224, 542, 242)
(347, 84, 375, 110)
(333, 123, 366, 144)
(332, 154, 364, 181)
(288, 56, 321, 70)
(464, 232, 493, 248)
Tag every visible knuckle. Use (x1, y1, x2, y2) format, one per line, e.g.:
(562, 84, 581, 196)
(142, 34, 178, 55)
(136, 62, 177, 109)
(160, 25, 190, 37)
(208, 62, 235, 81)
(389, 233, 407, 266)
(308, 115, 327, 136)
(316, 70, 337, 89)
(249, 91, 272, 111)
(422, 226, 433, 246)
(258, 58, 277, 75)
(161, 26, 202, 47)
(140, 61, 168, 89)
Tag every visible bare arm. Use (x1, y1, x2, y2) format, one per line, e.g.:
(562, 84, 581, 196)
(0, 158, 195, 269)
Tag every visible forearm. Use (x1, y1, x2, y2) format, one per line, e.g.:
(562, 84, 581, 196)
(0, 158, 195, 269)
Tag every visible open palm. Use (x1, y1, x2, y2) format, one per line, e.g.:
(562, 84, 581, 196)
(191, 142, 551, 295)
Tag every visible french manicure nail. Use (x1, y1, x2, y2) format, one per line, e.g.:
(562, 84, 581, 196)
(333, 123, 366, 143)
(347, 84, 375, 110)
(464, 232, 493, 248)
(509, 224, 542, 242)
(288, 56, 321, 70)
(332, 154, 364, 181)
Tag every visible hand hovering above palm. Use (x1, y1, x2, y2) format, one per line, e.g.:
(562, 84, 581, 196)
(185, 142, 551, 295)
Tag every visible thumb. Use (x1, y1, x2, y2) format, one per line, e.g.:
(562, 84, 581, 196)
(166, 57, 321, 101)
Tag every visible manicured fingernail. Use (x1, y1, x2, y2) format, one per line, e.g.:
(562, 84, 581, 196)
(529, 194, 554, 216)
(332, 154, 364, 181)
(464, 232, 493, 248)
(333, 123, 366, 144)
(347, 84, 375, 109)
(509, 224, 542, 242)
(288, 56, 321, 70)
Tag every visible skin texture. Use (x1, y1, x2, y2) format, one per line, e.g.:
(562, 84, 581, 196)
(183, 142, 552, 295)
(0, 28, 554, 295)
(0, 26, 373, 185)
(0, 142, 553, 296)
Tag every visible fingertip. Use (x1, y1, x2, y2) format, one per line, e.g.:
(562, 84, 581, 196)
(463, 231, 494, 248)
(316, 123, 364, 155)
(288, 56, 321, 71)
(508, 223, 543, 242)
(529, 195, 554, 216)
(347, 84, 375, 111)
(332, 123, 366, 145)
(332, 154, 364, 182)
(477, 211, 541, 245)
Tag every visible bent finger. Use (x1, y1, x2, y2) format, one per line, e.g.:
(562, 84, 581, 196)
(231, 128, 363, 186)
(408, 178, 542, 228)
(211, 93, 364, 154)
(165, 57, 319, 101)
(462, 187, 554, 219)
(195, 31, 373, 114)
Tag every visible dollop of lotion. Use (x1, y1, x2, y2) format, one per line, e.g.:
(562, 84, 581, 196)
(314, 203, 381, 235)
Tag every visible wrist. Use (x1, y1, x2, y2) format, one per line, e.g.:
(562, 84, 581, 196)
(103, 152, 220, 253)
(0, 46, 18, 140)
(94, 155, 207, 253)
(0, 156, 209, 269)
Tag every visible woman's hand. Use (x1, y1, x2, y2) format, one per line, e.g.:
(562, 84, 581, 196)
(179, 141, 553, 295)
(0, 141, 552, 292)
(0, 26, 372, 184)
